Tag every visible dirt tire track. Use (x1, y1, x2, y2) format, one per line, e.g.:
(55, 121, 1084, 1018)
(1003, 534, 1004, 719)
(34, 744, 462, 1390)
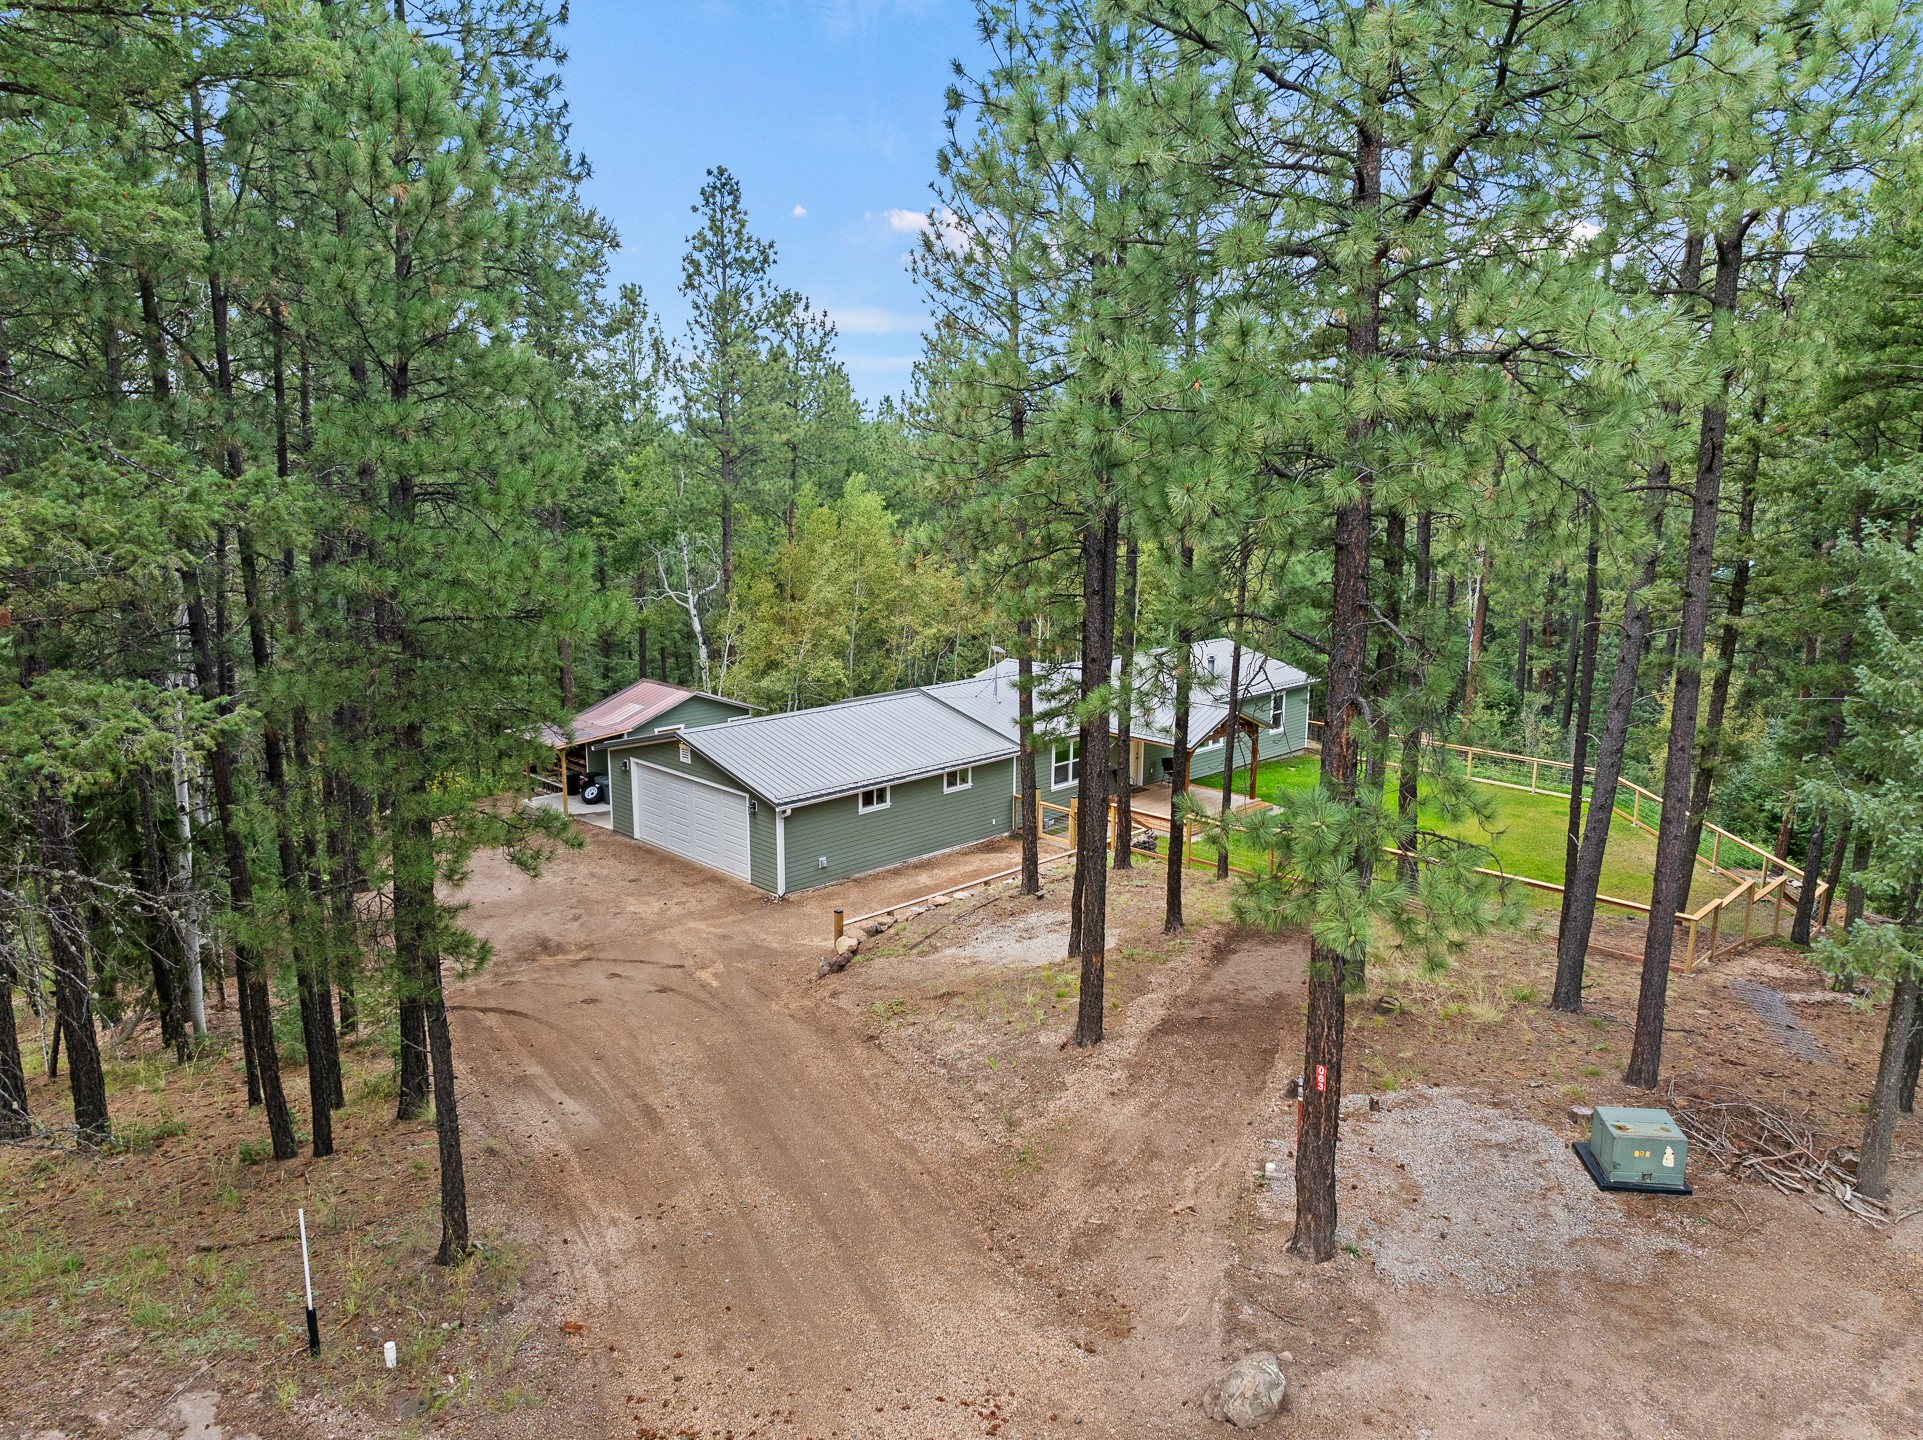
(451, 828, 1115, 1436)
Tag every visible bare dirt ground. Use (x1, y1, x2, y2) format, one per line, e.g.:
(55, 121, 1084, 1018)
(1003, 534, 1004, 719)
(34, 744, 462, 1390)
(441, 826, 1923, 1440)
(7, 823, 1921, 1438)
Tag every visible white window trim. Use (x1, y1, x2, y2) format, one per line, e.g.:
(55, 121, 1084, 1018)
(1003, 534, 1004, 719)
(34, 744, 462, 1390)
(858, 786, 891, 814)
(944, 767, 972, 793)
(1051, 741, 1080, 791)
(1269, 693, 1285, 729)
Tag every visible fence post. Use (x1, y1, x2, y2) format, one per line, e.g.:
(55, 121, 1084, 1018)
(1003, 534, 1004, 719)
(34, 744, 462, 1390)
(1465, 749, 1474, 780)
(1705, 902, 1721, 970)
(833, 908, 844, 943)
(1683, 917, 1699, 975)
(1632, 791, 1640, 828)
(1772, 883, 1785, 939)
(1530, 758, 1540, 794)
(1740, 880, 1754, 946)
(1711, 831, 1722, 873)
(1068, 798, 1079, 847)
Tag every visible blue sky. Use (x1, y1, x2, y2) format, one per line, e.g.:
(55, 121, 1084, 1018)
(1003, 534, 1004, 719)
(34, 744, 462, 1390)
(560, 2, 985, 409)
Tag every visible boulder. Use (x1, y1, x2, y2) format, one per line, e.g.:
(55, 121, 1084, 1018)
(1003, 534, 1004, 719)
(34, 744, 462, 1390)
(930, 894, 951, 907)
(1201, 1352, 1286, 1428)
(872, 917, 894, 934)
(835, 934, 859, 956)
(860, 922, 883, 938)
(953, 889, 975, 901)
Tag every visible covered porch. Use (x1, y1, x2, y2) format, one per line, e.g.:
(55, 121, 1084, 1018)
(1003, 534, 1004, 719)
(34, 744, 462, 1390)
(1128, 781, 1267, 823)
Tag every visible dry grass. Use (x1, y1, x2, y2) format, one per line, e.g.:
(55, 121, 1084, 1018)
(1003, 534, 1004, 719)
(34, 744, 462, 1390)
(0, 1002, 552, 1432)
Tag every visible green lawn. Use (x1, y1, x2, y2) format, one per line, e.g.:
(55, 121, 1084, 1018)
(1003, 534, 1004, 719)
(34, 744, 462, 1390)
(1194, 753, 1662, 906)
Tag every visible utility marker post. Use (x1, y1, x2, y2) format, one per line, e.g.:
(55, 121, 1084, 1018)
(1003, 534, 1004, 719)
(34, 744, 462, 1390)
(298, 1207, 319, 1356)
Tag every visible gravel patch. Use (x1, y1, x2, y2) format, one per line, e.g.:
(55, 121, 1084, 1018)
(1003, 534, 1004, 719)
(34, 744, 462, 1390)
(1268, 1088, 1691, 1295)
(934, 904, 1075, 969)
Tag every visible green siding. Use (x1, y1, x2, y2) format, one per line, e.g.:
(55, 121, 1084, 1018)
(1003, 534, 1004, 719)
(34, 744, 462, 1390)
(780, 758, 1017, 892)
(607, 736, 773, 889)
(1135, 684, 1312, 783)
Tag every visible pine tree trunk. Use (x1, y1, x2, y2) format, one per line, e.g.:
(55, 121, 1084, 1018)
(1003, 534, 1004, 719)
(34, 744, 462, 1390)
(1071, 502, 1119, 1048)
(324, 764, 365, 1036)
(1165, 602, 1195, 935)
(1898, 1004, 1923, 1116)
(1845, 831, 1872, 932)
(1680, 414, 1760, 902)
(184, 562, 299, 1161)
(1558, 585, 1582, 733)
(239, 532, 337, 1159)
(132, 768, 189, 1061)
(1297, 489, 1370, 1262)
(33, 782, 110, 1145)
(1857, 975, 1919, 1203)
(1217, 567, 1247, 882)
(1017, 616, 1041, 898)
(1554, 477, 1665, 1007)
(1296, 99, 1383, 1263)
(1628, 224, 1748, 1092)
(423, 928, 471, 1265)
(1555, 504, 1603, 982)
(1113, 531, 1138, 870)
(1818, 821, 1851, 930)
(1397, 514, 1432, 890)
(0, 901, 35, 1140)
(1367, 512, 1405, 802)
(1791, 630, 1852, 947)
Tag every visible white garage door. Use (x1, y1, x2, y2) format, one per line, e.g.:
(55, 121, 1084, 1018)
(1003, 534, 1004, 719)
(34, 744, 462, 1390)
(631, 760, 752, 883)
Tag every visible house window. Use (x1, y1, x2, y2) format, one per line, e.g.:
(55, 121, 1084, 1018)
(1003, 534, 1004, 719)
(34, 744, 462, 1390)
(1270, 693, 1285, 729)
(859, 786, 891, 813)
(944, 767, 972, 793)
(1051, 740, 1080, 789)
(678, 741, 691, 764)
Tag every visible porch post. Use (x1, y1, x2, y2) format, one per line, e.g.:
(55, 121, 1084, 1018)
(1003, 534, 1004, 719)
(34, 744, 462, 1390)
(1247, 721, 1261, 800)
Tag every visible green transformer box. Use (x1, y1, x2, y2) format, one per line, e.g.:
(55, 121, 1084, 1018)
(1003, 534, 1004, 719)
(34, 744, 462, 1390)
(1588, 1106, 1688, 1190)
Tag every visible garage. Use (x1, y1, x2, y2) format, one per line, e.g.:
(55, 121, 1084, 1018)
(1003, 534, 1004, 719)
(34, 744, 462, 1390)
(631, 759, 752, 883)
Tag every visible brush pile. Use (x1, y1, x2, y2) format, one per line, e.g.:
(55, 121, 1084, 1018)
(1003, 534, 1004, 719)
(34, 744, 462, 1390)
(1670, 1089, 1889, 1226)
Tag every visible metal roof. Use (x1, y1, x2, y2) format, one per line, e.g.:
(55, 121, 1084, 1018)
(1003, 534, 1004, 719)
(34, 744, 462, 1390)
(924, 640, 1312, 746)
(665, 688, 1018, 808)
(540, 679, 753, 749)
(921, 663, 1079, 743)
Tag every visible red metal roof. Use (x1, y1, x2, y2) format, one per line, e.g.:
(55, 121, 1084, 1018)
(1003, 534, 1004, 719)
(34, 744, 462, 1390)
(541, 680, 729, 748)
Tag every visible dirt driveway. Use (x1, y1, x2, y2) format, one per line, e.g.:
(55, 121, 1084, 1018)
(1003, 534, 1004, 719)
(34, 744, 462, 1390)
(450, 827, 1291, 1438)
(451, 825, 1923, 1440)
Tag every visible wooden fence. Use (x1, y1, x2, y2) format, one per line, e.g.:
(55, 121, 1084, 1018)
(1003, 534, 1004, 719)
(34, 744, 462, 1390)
(1299, 720, 1825, 970)
(841, 739, 1824, 968)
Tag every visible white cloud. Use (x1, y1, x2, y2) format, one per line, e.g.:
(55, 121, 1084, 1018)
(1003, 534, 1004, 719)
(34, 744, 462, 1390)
(827, 305, 923, 335)
(792, 203, 808, 218)
(876, 205, 966, 250)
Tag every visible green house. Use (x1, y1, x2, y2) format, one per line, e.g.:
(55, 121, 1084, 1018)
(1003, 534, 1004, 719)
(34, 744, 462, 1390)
(584, 638, 1314, 895)
(602, 688, 1019, 894)
(925, 637, 1315, 799)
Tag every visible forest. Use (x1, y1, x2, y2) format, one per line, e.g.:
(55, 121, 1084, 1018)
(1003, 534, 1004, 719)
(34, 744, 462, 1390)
(3, 0, 1922, 1319)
